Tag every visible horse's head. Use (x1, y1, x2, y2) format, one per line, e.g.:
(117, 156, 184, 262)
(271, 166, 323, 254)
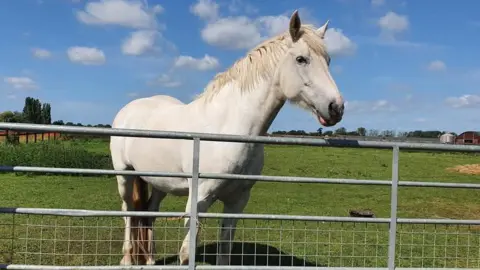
(276, 10, 344, 127)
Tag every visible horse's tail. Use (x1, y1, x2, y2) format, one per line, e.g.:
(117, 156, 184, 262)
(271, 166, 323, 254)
(131, 176, 150, 265)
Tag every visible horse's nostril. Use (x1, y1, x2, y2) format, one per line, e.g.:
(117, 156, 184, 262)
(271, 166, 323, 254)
(328, 101, 344, 117)
(328, 101, 337, 116)
(328, 102, 334, 111)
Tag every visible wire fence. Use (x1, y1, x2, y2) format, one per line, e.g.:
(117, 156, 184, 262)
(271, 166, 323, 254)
(0, 123, 480, 270)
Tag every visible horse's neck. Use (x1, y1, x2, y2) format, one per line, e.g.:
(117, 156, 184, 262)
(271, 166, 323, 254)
(192, 80, 285, 136)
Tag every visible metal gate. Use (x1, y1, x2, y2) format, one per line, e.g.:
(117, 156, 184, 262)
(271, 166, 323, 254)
(0, 123, 479, 270)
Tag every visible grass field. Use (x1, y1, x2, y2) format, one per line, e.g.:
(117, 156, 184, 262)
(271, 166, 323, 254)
(0, 139, 479, 268)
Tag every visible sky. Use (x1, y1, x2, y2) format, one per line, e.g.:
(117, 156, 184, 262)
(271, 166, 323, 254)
(0, 0, 479, 134)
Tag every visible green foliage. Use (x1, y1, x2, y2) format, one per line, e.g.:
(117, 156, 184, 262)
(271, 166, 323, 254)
(0, 140, 112, 176)
(271, 127, 458, 138)
(41, 103, 52, 124)
(0, 111, 25, 123)
(22, 97, 52, 124)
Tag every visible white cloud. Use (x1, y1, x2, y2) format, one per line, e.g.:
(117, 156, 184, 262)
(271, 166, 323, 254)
(371, 0, 385, 7)
(190, 0, 219, 21)
(151, 74, 182, 88)
(31, 48, 52, 59)
(152, 4, 164, 14)
(67, 46, 106, 65)
(201, 16, 263, 49)
(4, 77, 38, 90)
(197, 8, 355, 56)
(228, 0, 258, 15)
(445, 94, 480, 108)
(324, 28, 357, 57)
(378, 11, 409, 39)
(77, 0, 160, 29)
(121, 30, 157, 55)
(345, 99, 397, 113)
(427, 60, 446, 72)
(257, 15, 290, 36)
(174, 54, 220, 71)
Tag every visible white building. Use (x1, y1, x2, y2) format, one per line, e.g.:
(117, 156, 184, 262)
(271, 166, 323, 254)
(439, 133, 455, 144)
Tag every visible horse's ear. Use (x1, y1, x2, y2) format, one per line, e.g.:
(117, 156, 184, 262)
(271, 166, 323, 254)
(289, 10, 302, 42)
(316, 20, 329, 38)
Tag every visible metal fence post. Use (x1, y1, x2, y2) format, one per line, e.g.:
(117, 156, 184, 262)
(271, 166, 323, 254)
(188, 138, 201, 270)
(388, 146, 399, 269)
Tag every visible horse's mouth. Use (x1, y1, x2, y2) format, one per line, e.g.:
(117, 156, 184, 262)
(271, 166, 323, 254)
(313, 109, 336, 127)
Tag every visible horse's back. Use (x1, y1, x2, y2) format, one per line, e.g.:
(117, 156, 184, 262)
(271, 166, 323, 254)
(112, 95, 184, 129)
(110, 95, 185, 169)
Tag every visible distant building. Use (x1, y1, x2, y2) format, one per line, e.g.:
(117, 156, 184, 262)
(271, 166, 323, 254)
(455, 131, 480, 145)
(439, 133, 455, 144)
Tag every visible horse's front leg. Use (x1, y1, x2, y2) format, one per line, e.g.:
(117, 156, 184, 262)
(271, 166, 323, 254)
(217, 190, 251, 265)
(179, 183, 218, 265)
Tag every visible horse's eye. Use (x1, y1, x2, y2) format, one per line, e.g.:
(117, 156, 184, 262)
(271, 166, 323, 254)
(296, 56, 308, 64)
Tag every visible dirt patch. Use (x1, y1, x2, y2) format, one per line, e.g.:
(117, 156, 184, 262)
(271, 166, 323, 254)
(446, 164, 480, 175)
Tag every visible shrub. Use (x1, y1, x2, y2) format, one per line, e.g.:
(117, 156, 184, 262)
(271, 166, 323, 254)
(0, 140, 112, 176)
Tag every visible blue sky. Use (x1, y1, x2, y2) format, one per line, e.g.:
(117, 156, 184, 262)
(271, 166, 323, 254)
(0, 0, 479, 134)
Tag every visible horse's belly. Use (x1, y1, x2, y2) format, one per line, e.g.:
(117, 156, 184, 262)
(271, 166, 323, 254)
(142, 176, 190, 196)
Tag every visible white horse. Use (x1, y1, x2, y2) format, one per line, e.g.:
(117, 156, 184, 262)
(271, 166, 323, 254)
(109, 10, 345, 266)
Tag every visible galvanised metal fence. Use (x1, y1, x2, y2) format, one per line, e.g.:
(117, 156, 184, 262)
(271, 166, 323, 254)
(0, 122, 479, 270)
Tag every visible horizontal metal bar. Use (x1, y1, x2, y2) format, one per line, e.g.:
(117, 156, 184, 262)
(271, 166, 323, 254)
(397, 218, 480, 225)
(199, 212, 390, 223)
(1, 265, 475, 270)
(2, 207, 480, 225)
(200, 172, 392, 185)
(0, 208, 188, 217)
(2, 165, 480, 190)
(0, 265, 186, 270)
(0, 166, 192, 178)
(2, 122, 480, 152)
(398, 180, 480, 189)
(0, 165, 392, 185)
(197, 268, 475, 270)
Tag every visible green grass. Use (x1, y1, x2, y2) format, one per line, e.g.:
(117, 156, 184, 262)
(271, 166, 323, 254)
(0, 140, 479, 268)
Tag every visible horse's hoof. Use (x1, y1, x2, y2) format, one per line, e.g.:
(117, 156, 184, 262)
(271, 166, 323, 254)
(146, 258, 156, 265)
(179, 256, 189, 265)
(120, 257, 132, 266)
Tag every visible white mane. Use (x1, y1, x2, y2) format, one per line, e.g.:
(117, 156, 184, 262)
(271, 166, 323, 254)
(195, 24, 330, 102)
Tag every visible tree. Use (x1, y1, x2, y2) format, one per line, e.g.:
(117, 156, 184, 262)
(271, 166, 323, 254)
(334, 127, 347, 135)
(41, 103, 51, 124)
(21, 97, 52, 124)
(0, 111, 25, 123)
(317, 127, 323, 136)
(367, 129, 380, 137)
(357, 127, 366, 136)
(323, 130, 333, 136)
(52, 120, 64, 125)
(22, 97, 41, 123)
(380, 130, 396, 137)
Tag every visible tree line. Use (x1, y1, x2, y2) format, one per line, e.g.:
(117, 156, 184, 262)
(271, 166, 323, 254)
(0, 97, 455, 139)
(0, 96, 111, 128)
(271, 127, 455, 138)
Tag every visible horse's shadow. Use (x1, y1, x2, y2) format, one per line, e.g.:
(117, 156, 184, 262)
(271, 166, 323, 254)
(155, 241, 322, 266)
